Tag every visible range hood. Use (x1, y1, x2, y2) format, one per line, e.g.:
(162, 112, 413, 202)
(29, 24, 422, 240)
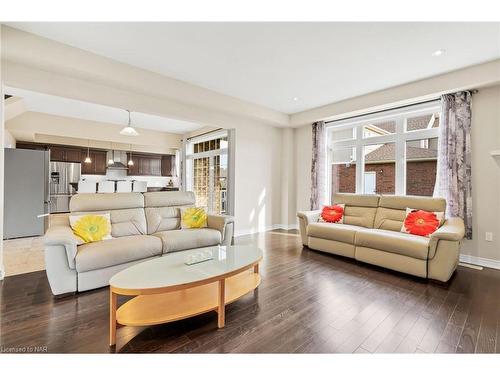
(106, 150, 128, 170)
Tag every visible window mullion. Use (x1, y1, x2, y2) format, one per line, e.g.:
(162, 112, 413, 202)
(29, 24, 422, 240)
(326, 144, 332, 204)
(395, 118, 405, 195)
(403, 128, 439, 141)
(355, 126, 364, 193)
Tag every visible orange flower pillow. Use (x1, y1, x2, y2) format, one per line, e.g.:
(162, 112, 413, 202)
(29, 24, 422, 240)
(319, 204, 345, 224)
(401, 208, 444, 237)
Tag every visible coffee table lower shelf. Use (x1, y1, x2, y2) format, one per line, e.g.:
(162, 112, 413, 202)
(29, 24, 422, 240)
(115, 271, 261, 329)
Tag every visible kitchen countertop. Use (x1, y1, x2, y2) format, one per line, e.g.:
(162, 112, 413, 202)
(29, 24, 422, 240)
(146, 187, 179, 192)
(71, 181, 179, 193)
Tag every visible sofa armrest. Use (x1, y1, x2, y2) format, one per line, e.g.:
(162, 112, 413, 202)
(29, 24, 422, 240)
(43, 223, 79, 269)
(207, 214, 235, 243)
(430, 217, 465, 242)
(297, 210, 321, 226)
(297, 210, 321, 246)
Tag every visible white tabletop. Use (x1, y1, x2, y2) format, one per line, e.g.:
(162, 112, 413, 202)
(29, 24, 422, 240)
(109, 245, 263, 292)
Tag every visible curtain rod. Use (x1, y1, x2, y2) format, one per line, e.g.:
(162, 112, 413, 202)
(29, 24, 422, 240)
(186, 128, 224, 141)
(324, 89, 478, 125)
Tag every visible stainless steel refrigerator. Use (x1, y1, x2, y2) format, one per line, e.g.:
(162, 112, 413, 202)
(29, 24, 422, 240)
(3, 148, 51, 239)
(49, 161, 81, 213)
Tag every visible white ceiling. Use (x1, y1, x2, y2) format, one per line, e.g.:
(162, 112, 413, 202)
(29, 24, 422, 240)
(7, 22, 500, 114)
(4, 87, 203, 134)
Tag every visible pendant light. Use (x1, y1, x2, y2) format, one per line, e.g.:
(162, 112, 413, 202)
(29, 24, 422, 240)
(108, 142, 115, 165)
(120, 110, 139, 136)
(84, 140, 92, 163)
(128, 144, 134, 166)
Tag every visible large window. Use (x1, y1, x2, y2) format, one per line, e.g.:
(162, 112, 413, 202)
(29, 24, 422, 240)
(327, 102, 440, 200)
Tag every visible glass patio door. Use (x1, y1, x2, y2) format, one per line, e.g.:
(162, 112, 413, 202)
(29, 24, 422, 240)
(185, 131, 231, 215)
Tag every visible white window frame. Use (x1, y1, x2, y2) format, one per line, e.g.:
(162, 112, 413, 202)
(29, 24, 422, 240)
(326, 101, 440, 200)
(184, 129, 235, 215)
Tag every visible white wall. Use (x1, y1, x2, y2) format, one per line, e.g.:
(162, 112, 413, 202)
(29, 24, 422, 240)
(295, 124, 312, 214)
(3, 128, 15, 148)
(0, 25, 5, 280)
(232, 124, 283, 236)
(185, 125, 284, 236)
(460, 85, 500, 264)
(280, 128, 296, 228)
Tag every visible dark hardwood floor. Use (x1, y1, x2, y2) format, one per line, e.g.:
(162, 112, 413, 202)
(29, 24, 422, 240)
(1, 230, 499, 354)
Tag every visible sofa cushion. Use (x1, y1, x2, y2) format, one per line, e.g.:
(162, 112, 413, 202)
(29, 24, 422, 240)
(145, 207, 181, 234)
(355, 228, 431, 260)
(307, 223, 360, 244)
(109, 208, 148, 237)
(333, 193, 379, 228)
(75, 235, 162, 272)
(70, 192, 144, 212)
(344, 206, 377, 229)
(378, 195, 446, 212)
(332, 193, 380, 208)
(153, 228, 222, 253)
(143, 191, 195, 207)
(373, 207, 407, 232)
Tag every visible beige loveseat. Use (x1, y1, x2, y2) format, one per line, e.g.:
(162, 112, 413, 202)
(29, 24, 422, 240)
(297, 193, 465, 282)
(44, 191, 234, 296)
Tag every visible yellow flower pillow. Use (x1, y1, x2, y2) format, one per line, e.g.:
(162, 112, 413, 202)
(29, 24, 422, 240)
(69, 213, 112, 244)
(180, 207, 208, 229)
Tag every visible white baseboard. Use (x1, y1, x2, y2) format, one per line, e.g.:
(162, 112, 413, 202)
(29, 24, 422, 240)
(276, 223, 299, 231)
(459, 254, 500, 270)
(0, 269, 4, 281)
(234, 223, 298, 237)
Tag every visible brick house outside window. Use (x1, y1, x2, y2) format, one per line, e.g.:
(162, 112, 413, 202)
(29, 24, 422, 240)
(330, 113, 439, 197)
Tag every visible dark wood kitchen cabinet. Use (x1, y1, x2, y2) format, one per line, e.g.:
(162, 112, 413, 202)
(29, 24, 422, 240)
(16, 141, 172, 177)
(81, 150, 107, 175)
(48, 145, 83, 163)
(126, 154, 139, 175)
(161, 154, 176, 176)
(127, 153, 162, 176)
(150, 157, 162, 176)
(15, 141, 47, 151)
(64, 148, 83, 163)
(49, 146, 65, 161)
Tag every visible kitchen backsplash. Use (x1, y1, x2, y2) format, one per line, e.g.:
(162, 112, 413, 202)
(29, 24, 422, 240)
(81, 169, 179, 188)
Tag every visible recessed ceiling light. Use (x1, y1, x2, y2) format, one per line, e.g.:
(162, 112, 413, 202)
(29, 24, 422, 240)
(432, 49, 446, 57)
(293, 97, 299, 102)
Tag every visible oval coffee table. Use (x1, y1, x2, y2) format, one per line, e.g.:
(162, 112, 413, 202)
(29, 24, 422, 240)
(108, 245, 263, 346)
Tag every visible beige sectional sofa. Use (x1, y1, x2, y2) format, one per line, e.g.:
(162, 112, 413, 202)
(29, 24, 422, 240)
(297, 193, 465, 282)
(44, 191, 234, 296)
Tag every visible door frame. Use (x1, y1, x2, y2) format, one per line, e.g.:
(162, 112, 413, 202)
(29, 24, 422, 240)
(1, 79, 6, 280)
(183, 129, 235, 216)
(363, 171, 377, 194)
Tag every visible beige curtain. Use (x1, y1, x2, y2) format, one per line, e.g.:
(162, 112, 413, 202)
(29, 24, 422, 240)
(435, 92, 473, 239)
(310, 121, 327, 210)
